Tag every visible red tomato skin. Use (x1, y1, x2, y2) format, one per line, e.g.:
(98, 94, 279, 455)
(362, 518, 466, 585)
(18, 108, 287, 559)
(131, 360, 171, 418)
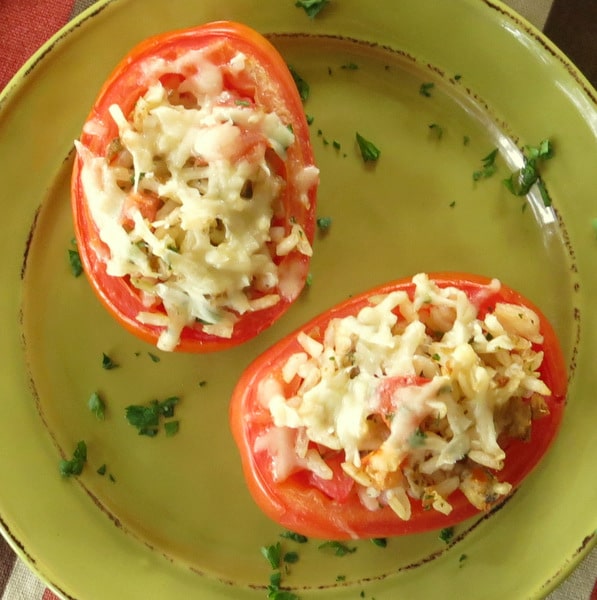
(229, 273, 568, 539)
(71, 21, 317, 352)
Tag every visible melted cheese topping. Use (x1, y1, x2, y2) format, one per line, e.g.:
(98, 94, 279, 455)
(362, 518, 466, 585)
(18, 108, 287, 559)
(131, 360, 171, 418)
(258, 273, 552, 520)
(75, 47, 317, 351)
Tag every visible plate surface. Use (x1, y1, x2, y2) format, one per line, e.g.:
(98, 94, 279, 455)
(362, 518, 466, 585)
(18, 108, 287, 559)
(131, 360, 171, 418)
(1, 0, 596, 598)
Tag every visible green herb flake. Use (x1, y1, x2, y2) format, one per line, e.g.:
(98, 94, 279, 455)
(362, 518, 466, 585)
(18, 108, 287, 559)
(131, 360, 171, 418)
(419, 82, 435, 97)
(371, 537, 387, 548)
(268, 589, 300, 600)
(305, 272, 314, 287)
(459, 553, 468, 567)
(503, 139, 554, 206)
(148, 352, 161, 363)
(269, 571, 282, 589)
(261, 542, 282, 570)
(463, 135, 470, 146)
(235, 99, 251, 106)
(263, 542, 300, 600)
(428, 123, 443, 139)
(306, 114, 314, 125)
(439, 527, 454, 544)
(97, 464, 107, 476)
(295, 0, 329, 18)
(59, 440, 87, 477)
(341, 62, 359, 70)
(164, 420, 180, 437)
(125, 396, 180, 437)
(473, 147, 499, 181)
(454, 73, 462, 81)
(288, 65, 310, 102)
(67, 245, 83, 277)
(336, 575, 346, 582)
(198, 379, 207, 387)
(316, 216, 332, 231)
(332, 140, 341, 150)
(356, 132, 381, 163)
(101, 353, 118, 370)
(318, 541, 357, 557)
(88, 391, 105, 420)
(409, 428, 427, 447)
(280, 531, 308, 544)
(283, 551, 300, 564)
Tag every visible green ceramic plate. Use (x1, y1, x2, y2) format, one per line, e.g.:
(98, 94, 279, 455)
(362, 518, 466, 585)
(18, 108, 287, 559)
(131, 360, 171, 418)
(1, 0, 595, 598)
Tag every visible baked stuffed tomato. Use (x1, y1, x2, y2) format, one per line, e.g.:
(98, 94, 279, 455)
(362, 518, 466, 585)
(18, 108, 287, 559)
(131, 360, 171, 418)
(230, 273, 567, 539)
(72, 21, 318, 352)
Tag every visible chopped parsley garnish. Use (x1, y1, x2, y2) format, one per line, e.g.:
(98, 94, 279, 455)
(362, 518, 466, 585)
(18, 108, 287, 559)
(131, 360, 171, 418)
(306, 114, 314, 125)
(473, 147, 499, 181)
(67, 239, 83, 277)
(198, 379, 207, 387)
(454, 74, 462, 81)
(428, 123, 443, 139)
(459, 553, 468, 567)
(336, 575, 346, 582)
(88, 391, 105, 420)
(125, 396, 180, 437)
(295, 0, 329, 18)
(280, 531, 309, 543)
(268, 584, 299, 600)
(288, 65, 310, 102)
(356, 133, 381, 162)
(503, 139, 554, 206)
(262, 542, 283, 569)
(439, 526, 454, 543)
(101, 353, 118, 370)
(318, 541, 356, 557)
(235, 99, 251, 106)
(371, 537, 387, 548)
(261, 542, 300, 599)
(341, 62, 359, 70)
(59, 441, 87, 477)
(164, 420, 180, 437)
(332, 140, 341, 150)
(97, 464, 116, 482)
(316, 216, 332, 231)
(148, 352, 161, 363)
(284, 551, 300, 564)
(419, 82, 435, 97)
(305, 272, 314, 287)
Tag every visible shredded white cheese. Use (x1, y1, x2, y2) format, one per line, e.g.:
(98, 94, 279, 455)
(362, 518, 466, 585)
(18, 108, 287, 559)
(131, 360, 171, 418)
(75, 45, 317, 350)
(257, 273, 552, 519)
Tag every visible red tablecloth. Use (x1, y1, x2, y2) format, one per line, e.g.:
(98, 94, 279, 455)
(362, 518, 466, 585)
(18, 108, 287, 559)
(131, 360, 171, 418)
(0, 1, 596, 599)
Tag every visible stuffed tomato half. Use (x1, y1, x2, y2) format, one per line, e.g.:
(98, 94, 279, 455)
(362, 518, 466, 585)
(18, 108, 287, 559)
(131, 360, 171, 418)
(72, 21, 318, 352)
(230, 273, 567, 539)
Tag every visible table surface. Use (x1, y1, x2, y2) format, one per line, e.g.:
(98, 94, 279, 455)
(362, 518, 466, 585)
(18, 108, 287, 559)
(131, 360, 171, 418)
(0, 1, 595, 599)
